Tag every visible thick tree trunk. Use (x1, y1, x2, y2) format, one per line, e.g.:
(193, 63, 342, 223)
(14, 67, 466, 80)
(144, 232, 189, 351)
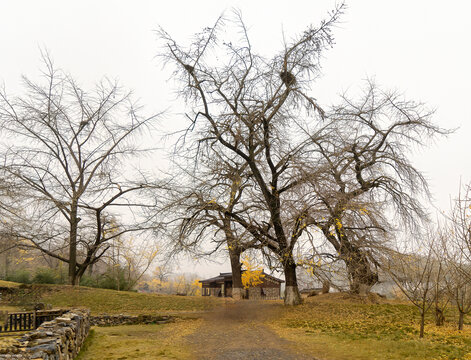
(419, 311, 425, 338)
(229, 249, 243, 300)
(88, 263, 94, 276)
(3, 247, 9, 279)
(458, 311, 465, 331)
(69, 228, 77, 285)
(283, 260, 302, 305)
(344, 248, 378, 295)
(76, 264, 90, 285)
(223, 215, 244, 300)
(68, 202, 79, 285)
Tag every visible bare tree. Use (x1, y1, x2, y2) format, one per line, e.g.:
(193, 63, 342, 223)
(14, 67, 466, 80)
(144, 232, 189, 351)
(160, 154, 264, 300)
(0, 54, 161, 285)
(158, 5, 345, 305)
(157, 4, 445, 304)
(445, 248, 471, 330)
(430, 226, 450, 326)
(446, 182, 471, 330)
(386, 232, 438, 338)
(299, 82, 444, 294)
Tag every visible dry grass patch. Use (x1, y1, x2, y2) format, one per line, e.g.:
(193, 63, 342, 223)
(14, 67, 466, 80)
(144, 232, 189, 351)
(0, 305, 21, 312)
(269, 293, 471, 360)
(76, 319, 201, 360)
(0, 333, 22, 350)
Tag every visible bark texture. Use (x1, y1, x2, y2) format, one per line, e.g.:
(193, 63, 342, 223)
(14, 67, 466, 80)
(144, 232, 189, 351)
(283, 261, 302, 305)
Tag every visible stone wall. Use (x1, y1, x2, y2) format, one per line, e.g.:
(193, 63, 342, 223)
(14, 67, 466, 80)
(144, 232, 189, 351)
(247, 287, 280, 300)
(263, 288, 280, 300)
(0, 309, 90, 360)
(247, 287, 261, 299)
(90, 314, 172, 326)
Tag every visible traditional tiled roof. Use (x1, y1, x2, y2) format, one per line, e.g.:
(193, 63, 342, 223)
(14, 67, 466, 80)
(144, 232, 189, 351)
(199, 274, 228, 284)
(199, 271, 284, 284)
(262, 273, 285, 283)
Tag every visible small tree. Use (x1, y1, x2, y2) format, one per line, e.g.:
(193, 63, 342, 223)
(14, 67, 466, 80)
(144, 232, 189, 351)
(386, 233, 438, 338)
(431, 227, 451, 326)
(446, 256, 471, 330)
(446, 183, 471, 330)
(241, 255, 265, 289)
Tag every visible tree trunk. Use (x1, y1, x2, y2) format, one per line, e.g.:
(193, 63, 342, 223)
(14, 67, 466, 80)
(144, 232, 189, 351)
(3, 247, 9, 279)
(283, 260, 302, 305)
(223, 214, 244, 300)
(68, 204, 79, 285)
(321, 280, 330, 294)
(76, 264, 90, 285)
(435, 307, 445, 326)
(458, 311, 465, 331)
(229, 248, 243, 300)
(344, 247, 378, 295)
(88, 263, 94, 276)
(419, 311, 425, 338)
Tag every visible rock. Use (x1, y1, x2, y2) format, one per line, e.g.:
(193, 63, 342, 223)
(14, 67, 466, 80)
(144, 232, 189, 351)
(33, 304, 45, 311)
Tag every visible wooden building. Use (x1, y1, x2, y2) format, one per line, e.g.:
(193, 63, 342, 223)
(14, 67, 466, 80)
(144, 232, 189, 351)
(200, 271, 283, 300)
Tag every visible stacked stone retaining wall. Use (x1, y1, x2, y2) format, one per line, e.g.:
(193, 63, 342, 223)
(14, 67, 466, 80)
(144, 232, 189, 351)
(0, 311, 173, 359)
(90, 314, 173, 326)
(0, 309, 90, 360)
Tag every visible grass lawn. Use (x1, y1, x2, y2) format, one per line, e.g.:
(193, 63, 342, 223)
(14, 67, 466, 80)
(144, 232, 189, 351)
(38, 286, 223, 314)
(0, 280, 21, 288)
(2, 283, 224, 315)
(270, 293, 471, 360)
(0, 305, 21, 312)
(0, 281, 22, 312)
(76, 320, 201, 360)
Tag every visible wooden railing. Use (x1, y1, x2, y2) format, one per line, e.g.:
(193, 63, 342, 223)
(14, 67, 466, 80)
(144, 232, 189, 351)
(0, 309, 65, 333)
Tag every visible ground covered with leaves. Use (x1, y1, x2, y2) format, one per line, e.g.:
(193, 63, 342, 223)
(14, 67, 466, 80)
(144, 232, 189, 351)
(78, 301, 314, 360)
(75, 294, 471, 359)
(2, 283, 471, 359)
(270, 293, 471, 360)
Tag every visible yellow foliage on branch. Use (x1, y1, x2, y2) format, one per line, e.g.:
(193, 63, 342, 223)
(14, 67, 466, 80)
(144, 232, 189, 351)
(241, 255, 265, 289)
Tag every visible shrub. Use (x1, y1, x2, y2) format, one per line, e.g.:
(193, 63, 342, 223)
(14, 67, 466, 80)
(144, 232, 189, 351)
(6, 270, 32, 284)
(97, 267, 134, 291)
(80, 274, 99, 288)
(79, 267, 136, 291)
(32, 268, 59, 284)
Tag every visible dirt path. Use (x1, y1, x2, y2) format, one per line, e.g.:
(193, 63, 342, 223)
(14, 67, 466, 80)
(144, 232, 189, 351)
(185, 301, 318, 360)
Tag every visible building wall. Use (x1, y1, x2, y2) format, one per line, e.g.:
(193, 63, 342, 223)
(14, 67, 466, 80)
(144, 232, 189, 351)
(201, 275, 282, 299)
(247, 287, 261, 299)
(202, 286, 222, 297)
(247, 287, 280, 300)
(263, 287, 281, 299)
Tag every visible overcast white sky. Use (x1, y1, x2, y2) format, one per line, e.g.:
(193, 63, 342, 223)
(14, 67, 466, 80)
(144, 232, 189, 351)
(1, 1, 470, 277)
